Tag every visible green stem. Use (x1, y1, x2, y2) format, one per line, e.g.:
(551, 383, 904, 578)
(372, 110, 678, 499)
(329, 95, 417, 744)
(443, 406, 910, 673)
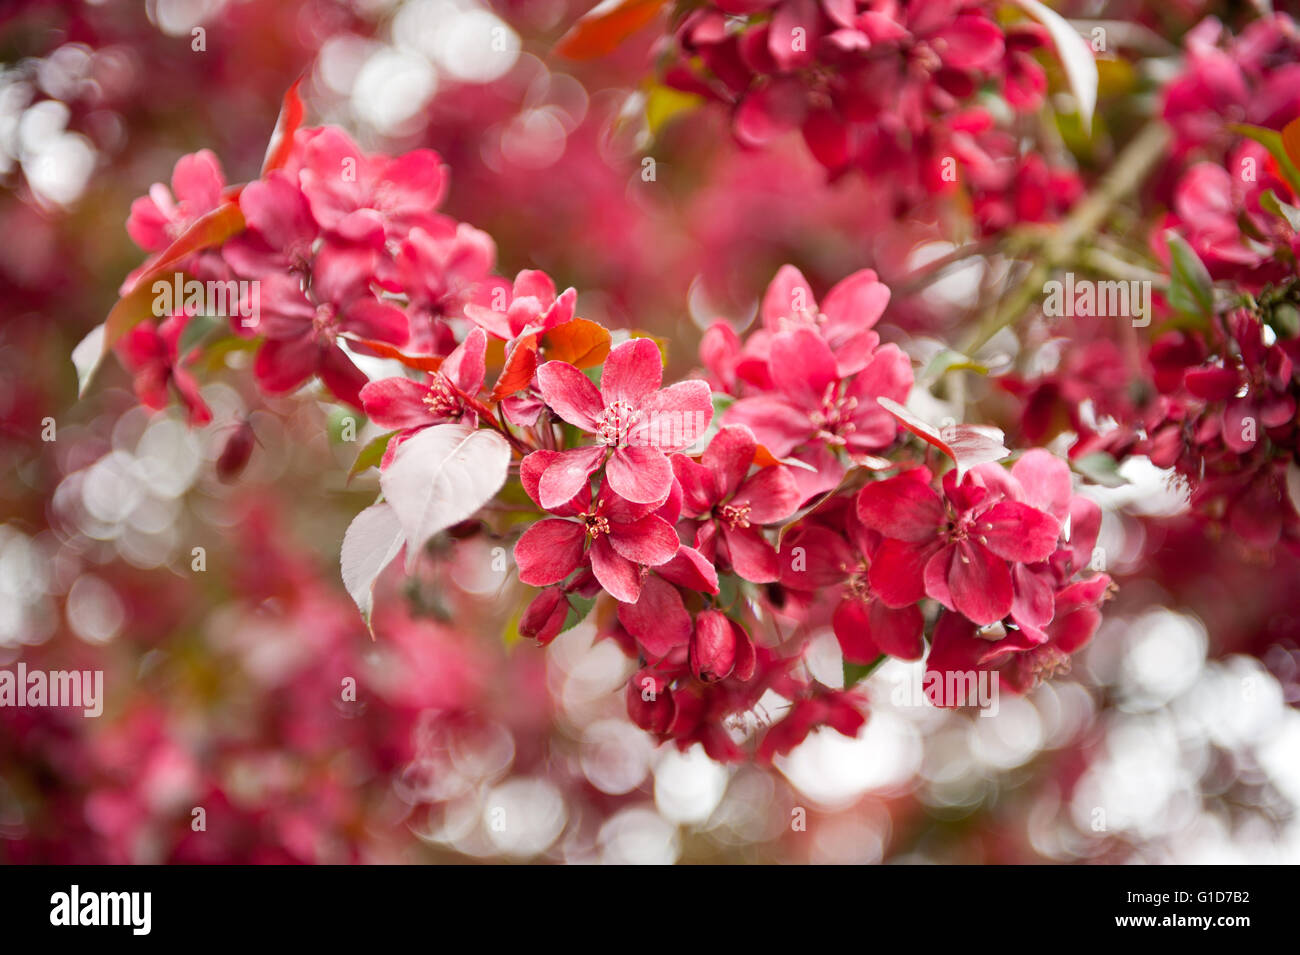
(961, 120, 1172, 354)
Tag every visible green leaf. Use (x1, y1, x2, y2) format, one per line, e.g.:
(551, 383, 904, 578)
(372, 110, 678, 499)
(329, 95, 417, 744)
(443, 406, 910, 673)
(1230, 123, 1300, 196)
(1012, 0, 1098, 132)
(560, 592, 597, 635)
(645, 84, 700, 136)
(1074, 451, 1128, 488)
(177, 312, 227, 358)
(1271, 303, 1300, 339)
(348, 431, 395, 481)
(1259, 189, 1300, 232)
(328, 407, 366, 444)
(844, 654, 887, 689)
(1164, 231, 1215, 322)
(503, 605, 523, 649)
(919, 348, 989, 384)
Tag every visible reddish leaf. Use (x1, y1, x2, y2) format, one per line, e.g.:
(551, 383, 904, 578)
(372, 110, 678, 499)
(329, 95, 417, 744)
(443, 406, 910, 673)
(753, 444, 817, 471)
(491, 334, 538, 400)
(262, 78, 306, 176)
(876, 396, 1009, 479)
(555, 0, 668, 60)
(105, 200, 246, 354)
(1283, 116, 1300, 172)
(542, 318, 611, 368)
(349, 338, 444, 373)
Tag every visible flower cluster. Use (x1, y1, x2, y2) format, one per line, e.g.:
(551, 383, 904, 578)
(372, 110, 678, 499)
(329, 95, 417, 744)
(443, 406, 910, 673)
(991, 13, 1300, 561)
(662, 0, 1082, 233)
(511, 265, 1110, 756)
(110, 97, 1113, 763)
(121, 125, 501, 414)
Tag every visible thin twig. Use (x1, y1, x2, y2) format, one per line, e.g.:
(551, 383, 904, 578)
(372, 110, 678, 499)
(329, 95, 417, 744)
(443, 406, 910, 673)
(961, 120, 1171, 354)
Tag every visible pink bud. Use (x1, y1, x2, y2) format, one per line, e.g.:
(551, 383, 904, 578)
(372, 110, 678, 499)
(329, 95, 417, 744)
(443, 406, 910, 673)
(691, 610, 742, 682)
(216, 420, 255, 483)
(626, 671, 673, 734)
(520, 587, 568, 645)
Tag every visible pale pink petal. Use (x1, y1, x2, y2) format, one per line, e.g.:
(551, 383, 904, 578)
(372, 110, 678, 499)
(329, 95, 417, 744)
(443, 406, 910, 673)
(608, 515, 680, 567)
(600, 338, 663, 407)
(538, 445, 605, 511)
(733, 464, 801, 524)
(631, 379, 714, 452)
(607, 445, 673, 504)
(360, 377, 436, 429)
(761, 264, 816, 329)
(702, 425, 756, 501)
(536, 359, 604, 431)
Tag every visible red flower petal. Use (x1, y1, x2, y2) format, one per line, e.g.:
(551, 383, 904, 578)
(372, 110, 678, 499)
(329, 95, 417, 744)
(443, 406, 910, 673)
(617, 575, 691, 656)
(761, 264, 816, 329)
(724, 394, 812, 458)
(606, 445, 673, 504)
(608, 514, 680, 567)
(691, 610, 739, 682)
(868, 537, 935, 608)
(538, 445, 605, 511)
(947, 540, 1013, 626)
(632, 379, 714, 452)
(722, 522, 779, 583)
(657, 543, 720, 594)
(856, 471, 944, 541)
(978, 501, 1060, 563)
(734, 463, 801, 524)
(536, 359, 604, 431)
(769, 327, 838, 410)
(671, 454, 718, 516)
(832, 599, 883, 665)
(515, 518, 586, 586)
(590, 534, 643, 603)
(254, 334, 318, 394)
(318, 344, 371, 410)
(702, 425, 756, 501)
(360, 377, 436, 429)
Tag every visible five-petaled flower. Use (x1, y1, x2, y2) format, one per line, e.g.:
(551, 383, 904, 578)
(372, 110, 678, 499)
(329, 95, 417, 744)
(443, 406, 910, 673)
(514, 458, 680, 604)
(673, 425, 800, 583)
(855, 454, 1066, 627)
(534, 337, 713, 508)
(359, 327, 488, 468)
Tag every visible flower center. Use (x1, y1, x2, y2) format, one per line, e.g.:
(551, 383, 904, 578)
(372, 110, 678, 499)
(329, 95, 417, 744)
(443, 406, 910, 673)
(718, 502, 752, 530)
(421, 375, 461, 418)
(845, 562, 871, 601)
(1024, 645, 1072, 686)
(808, 383, 858, 445)
(581, 511, 610, 538)
(910, 41, 943, 74)
(596, 400, 641, 447)
(776, 309, 826, 334)
(312, 303, 338, 342)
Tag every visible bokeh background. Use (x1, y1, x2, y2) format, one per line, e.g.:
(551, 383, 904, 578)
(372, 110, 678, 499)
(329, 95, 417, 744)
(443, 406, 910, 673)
(2, 0, 1299, 863)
